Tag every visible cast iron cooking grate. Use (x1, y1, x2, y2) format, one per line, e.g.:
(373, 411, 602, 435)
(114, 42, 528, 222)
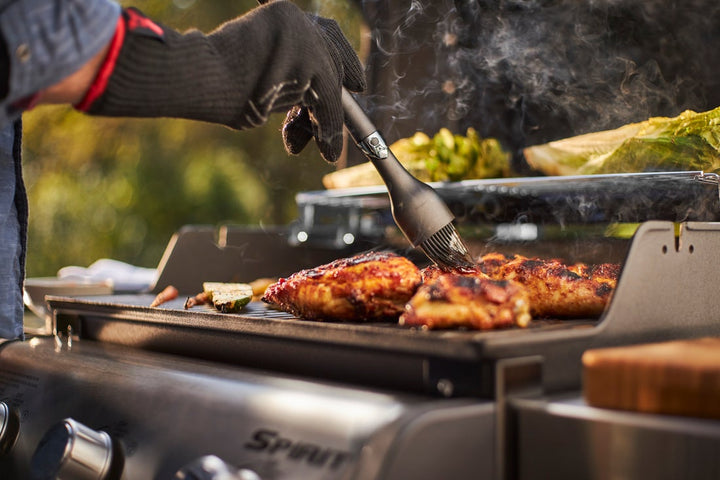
(59, 294, 585, 332)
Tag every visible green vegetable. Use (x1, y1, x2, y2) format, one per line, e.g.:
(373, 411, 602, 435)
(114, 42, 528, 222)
(390, 128, 511, 182)
(322, 128, 511, 188)
(203, 282, 252, 313)
(524, 107, 720, 176)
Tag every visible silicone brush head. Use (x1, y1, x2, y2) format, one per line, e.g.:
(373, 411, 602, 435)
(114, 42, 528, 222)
(419, 223, 476, 270)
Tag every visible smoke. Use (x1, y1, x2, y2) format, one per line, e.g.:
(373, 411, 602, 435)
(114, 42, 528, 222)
(360, 0, 720, 165)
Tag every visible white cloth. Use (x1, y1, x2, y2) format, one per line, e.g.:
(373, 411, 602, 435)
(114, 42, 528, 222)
(57, 258, 157, 293)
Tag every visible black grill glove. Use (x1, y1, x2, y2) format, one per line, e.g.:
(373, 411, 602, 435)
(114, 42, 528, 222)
(281, 15, 362, 158)
(77, 1, 366, 163)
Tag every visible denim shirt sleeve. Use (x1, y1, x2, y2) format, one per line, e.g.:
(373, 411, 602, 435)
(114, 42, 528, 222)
(0, 0, 121, 128)
(0, 121, 23, 340)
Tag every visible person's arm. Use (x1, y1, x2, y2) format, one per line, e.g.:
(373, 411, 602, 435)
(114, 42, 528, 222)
(34, 42, 111, 105)
(75, 3, 366, 163)
(2, 1, 365, 162)
(1, 23, 110, 106)
(0, 0, 121, 126)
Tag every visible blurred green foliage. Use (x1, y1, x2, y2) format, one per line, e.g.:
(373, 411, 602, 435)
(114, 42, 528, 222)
(21, 0, 365, 277)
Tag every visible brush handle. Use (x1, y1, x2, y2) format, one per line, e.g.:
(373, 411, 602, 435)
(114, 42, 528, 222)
(341, 90, 454, 246)
(341, 89, 377, 140)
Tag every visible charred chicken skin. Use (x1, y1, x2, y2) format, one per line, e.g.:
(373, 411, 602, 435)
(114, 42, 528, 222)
(421, 264, 489, 283)
(400, 274, 531, 330)
(262, 251, 422, 321)
(477, 253, 620, 317)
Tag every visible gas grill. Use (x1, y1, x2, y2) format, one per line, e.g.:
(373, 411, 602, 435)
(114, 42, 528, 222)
(3, 0, 720, 475)
(2, 172, 720, 479)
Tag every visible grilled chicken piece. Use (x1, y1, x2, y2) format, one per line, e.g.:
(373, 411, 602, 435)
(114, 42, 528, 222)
(262, 252, 422, 321)
(477, 253, 620, 317)
(400, 274, 531, 330)
(421, 264, 490, 284)
(475, 252, 511, 275)
(567, 262, 622, 284)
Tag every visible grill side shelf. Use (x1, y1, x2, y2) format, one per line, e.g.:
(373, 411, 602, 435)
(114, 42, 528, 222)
(596, 221, 720, 342)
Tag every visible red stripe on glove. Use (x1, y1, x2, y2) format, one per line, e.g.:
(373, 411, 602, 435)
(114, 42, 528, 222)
(74, 15, 127, 112)
(125, 8, 165, 37)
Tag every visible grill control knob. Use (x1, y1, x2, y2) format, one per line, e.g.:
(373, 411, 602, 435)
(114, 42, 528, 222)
(30, 418, 122, 480)
(0, 401, 20, 455)
(174, 455, 262, 480)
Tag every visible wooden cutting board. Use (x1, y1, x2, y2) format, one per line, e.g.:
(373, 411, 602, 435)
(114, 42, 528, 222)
(583, 337, 720, 419)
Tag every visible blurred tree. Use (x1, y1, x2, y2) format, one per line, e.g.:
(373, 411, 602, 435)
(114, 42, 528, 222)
(21, 0, 365, 277)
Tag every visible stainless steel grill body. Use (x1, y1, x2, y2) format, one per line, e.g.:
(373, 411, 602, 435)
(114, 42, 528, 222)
(0, 337, 495, 479)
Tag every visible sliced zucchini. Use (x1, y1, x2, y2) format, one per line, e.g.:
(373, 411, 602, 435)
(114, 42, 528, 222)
(202, 282, 253, 313)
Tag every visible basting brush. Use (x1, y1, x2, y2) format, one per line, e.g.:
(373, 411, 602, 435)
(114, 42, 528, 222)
(341, 90, 475, 269)
(254, 0, 474, 268)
